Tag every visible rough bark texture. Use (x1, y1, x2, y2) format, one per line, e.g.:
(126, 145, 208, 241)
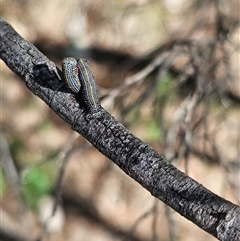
(1, 18, 239, 240)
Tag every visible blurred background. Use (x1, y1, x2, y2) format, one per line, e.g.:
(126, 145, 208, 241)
(1, 0, 239, 240)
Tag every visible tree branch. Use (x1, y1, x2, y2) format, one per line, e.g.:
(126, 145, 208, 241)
(1, 17, 239, 241)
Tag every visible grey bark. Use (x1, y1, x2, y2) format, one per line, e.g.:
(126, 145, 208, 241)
(0, 17, 239, 240)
